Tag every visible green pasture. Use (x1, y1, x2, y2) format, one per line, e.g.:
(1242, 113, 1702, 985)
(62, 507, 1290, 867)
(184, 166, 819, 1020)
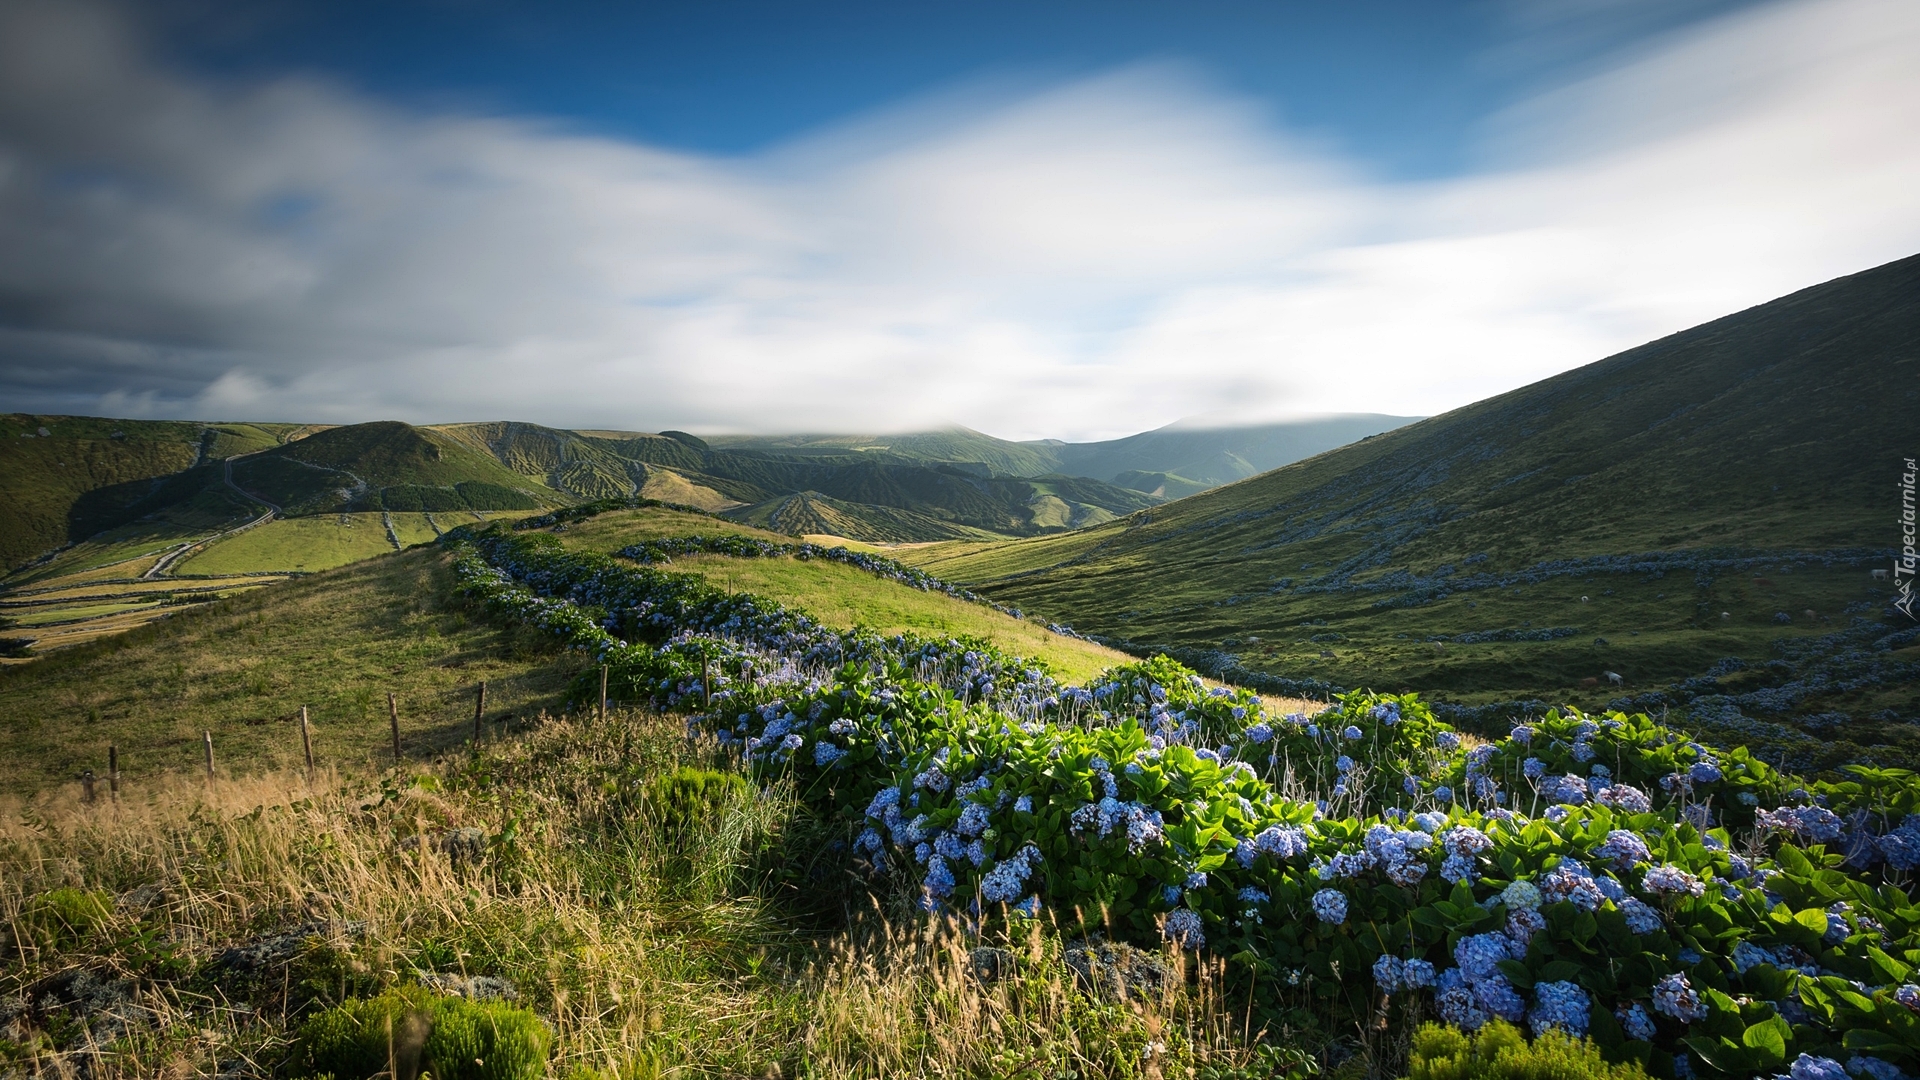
(0, 547, 581, 794)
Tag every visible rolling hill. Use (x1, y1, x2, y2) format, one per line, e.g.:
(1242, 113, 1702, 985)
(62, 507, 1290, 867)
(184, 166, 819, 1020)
(0, 415, 301, 573)
(899, 252, 1920, 768)
(0, 504, 1132, 793)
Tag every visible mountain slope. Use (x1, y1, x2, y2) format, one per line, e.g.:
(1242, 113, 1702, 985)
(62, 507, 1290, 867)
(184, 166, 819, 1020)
(725, 491, 1004, 543)
(901, 253, 1920, 763)
(0, 415, 299, 573)
(230, 421, 563, 515)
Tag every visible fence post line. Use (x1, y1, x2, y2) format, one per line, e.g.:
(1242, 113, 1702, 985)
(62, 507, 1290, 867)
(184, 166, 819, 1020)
(388, 693, 402, 763)
(600, 664, 608, 721)
(299, 705, 315, 778)
(108, 745, 119, 802)
(473, 681, 487, 746)
(204, 731, 215, 786)
(81, 770, 96, 804)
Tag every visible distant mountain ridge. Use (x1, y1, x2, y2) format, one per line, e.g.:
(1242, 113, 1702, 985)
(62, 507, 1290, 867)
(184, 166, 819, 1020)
(708, 414, 1419, 495)
(4, 411, 1225, 572)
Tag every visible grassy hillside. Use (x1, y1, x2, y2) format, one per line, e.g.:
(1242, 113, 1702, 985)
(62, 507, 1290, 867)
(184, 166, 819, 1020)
(0, 415, 297, 573)
(726, 491, 1004, 542)
(233, 421, 563, 515)
(0, 503, 1145, 793)
(540, 507, 1130, 683)
(900, 254, 1920, 766)
(0, 547, 586, 794)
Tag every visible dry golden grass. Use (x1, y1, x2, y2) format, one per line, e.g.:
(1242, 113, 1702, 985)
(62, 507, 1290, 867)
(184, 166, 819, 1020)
(1, 710, 1284, 1080)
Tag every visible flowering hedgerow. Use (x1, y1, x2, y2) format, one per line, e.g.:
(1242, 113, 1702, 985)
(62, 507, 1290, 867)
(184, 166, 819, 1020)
(443, 526, 1920, 1080)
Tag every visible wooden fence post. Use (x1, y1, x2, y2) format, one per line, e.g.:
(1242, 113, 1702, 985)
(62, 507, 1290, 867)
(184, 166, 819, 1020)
(599, 664, 608, 721)
(701, 651, 711, 709)
(388, 693, 402, 763)
(473, 681, 487, 746)
(81, 770, 96, 804)
(299, 706, 315, 778)
(108, 745, 119, 802)
(204, 731, 215, 785)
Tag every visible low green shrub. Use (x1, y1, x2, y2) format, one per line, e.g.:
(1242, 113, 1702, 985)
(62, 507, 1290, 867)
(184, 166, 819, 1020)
(646, 766, 750, 838)
(10, 887, 113, 955)
(294, 986, 551, 1080)
(1409, 1020, 1648, 1080)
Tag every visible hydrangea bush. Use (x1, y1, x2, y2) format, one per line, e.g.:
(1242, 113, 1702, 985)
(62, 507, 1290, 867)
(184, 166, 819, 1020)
(444, 528, 1920, 1080)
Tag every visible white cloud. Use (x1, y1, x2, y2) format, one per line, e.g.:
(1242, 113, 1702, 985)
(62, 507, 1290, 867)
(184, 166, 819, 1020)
(0, 0, 1915, 440)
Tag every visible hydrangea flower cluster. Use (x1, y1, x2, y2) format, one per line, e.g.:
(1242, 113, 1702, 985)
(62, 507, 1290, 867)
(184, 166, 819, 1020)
(451, 529, 1920, 1071)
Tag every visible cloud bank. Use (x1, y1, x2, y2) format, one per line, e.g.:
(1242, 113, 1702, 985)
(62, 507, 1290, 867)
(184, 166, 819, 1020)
(0, 0, 1916, 440)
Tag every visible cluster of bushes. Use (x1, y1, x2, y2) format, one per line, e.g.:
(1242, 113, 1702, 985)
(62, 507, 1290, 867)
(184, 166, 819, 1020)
(448, 528, 1920, 1080)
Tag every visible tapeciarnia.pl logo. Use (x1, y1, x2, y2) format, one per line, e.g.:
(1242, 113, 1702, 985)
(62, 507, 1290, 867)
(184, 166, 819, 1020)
(1899, 456, 1917, 620)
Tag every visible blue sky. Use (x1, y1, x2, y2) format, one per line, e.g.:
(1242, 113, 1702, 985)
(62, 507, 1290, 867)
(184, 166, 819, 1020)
(159, 0, 1750, 177)
(1, 0, 1916, 438)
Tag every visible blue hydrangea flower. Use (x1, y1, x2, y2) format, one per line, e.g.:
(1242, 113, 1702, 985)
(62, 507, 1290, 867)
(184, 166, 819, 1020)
(1454, 932, 1520, 982)
(1311, 889, 1347, 924)
(1163, 908, 1205, 949)
(1013, 795, 1033, 813)
(1846, 1058, 1904, 1080)
(1618, 1002, 1657, 1042)
(1434, 786, 1455, 804)
(955, 802, 991, 837)
(1476, 976, 1528, 1022)
(1595, 829, 1651, 868)
(1791, 1056, 1849, 1080)
(1436, 731, 1461, 751)
(922, 855, 956, 899)
(1529, 981, 1590, 1037)
(1690, 761, 1724, 784)
(1185, 871, 1208, 889)
(1523, 757, 1547, 779)
(1336, 755, 1355, 773)
(1503, 880, 1543, 910)
(1620, 898, 1663, 934)
(1374, 954, 1405, 991)
(1437, 968, 1489, 1030)
(1643, 865, 1705, 897)
(814, 741, 847, 767)
(1652, 973, 1707, 1021)
(1404, 958, 1436, 988)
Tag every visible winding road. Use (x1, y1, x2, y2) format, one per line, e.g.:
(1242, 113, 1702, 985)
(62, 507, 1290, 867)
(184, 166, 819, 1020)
(142, 456, 281, 579)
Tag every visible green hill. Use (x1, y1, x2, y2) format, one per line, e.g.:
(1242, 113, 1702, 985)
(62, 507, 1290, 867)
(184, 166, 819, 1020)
(0, 415, 299, 573)
(233, 421, 563, 515)
(0, 505, 1131, 793)
(899, 253, 1920, 767)
(725, 490, 1004, 542)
